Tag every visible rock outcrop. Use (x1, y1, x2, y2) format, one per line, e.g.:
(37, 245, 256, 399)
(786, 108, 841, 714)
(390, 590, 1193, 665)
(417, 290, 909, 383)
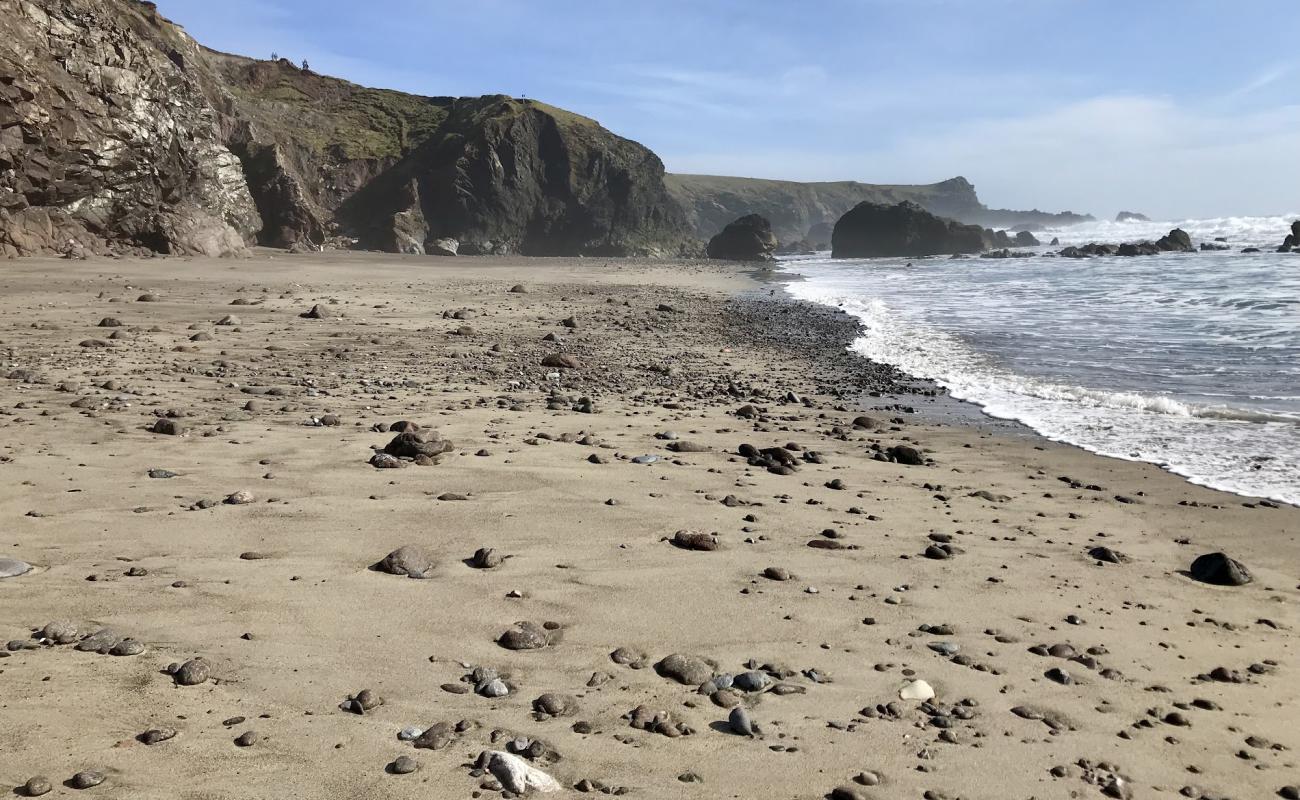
(706, 214, 777, 261)
(2, 0, 697, 259)
(1058, 228, 1196, 258)
(0, 0, 261, 258)
(334, 97, 694, 256)
(1115, 211, 1151, 222)
(831, 201, 988, 258)
(668, 174, 1092, 242)
(1279, 220, 1299, 252)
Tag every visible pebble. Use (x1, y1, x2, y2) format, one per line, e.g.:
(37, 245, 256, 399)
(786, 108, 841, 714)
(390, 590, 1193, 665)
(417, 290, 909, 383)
(670, 530, 719, 551)
(139, 727, 177, 745)
(498, 621, 555, 650)
(23, 777, 51, 796)
(234, 730, 259, 747)
(172, 658, 211, 686)
(728, 706, 757, 737)
(373, 545, 436, 578)
(0, 558, 33, 579)
(900, 680, 935, 701)
(656, 653, 715, 685)
(69, 771, 105, 790)
(390, 755, 419, 774)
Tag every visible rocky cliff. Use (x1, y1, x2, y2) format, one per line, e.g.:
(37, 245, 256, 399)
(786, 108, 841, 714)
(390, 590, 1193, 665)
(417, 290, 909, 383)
(1, 0, 694, 258)
(0, 0, 260, 258)
(331, 96, 692, 256)
(667, 174, 1092, 243)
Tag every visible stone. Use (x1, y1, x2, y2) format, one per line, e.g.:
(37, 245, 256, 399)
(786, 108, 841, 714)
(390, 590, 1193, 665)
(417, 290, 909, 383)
(478, 750, 561, 794)
(887, 445, 925, 465)
(40, 621, 80, 644)
(301, 304, 337, 319)
(383, 431, 454, 460)
(0, 558, 33, 579)
(533, 693, 580, 718)
(224, 490, 255, 505)
(390, 755, 419, 774)
(1189, 552, 1252, 586)
(234, 730, 259, 747)
(498, 621, 552, 650)
(670, 530, 719, 551)
(373, 545, 437, 578)
(899, 679, 935, 701)
(174, 658, 211, 686)
(469, 547, 505, 569)
(728, 706, 757, 736)
(109, 637, 145, 658)
(23, 777, 52, 797)
(541, 353, 582, 369)
(1088, 546, 1128, 564)
(75, 628, 122, 653)
(413, 722, 456, 750)
(140, 727, 178, 745)
(152, 418, 185, 436)
(69, 771, 105, 790)
(732, 671, 771, 692)
(655, 653, 715, 685)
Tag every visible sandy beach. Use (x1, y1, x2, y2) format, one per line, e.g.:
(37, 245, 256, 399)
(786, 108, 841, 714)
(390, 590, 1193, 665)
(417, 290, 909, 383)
(1, 251, 1296, 800)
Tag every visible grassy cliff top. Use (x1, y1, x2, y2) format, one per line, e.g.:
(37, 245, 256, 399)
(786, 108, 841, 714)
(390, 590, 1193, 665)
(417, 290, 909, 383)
(206, 51, 454, 161)
(207, 52, 613, 162)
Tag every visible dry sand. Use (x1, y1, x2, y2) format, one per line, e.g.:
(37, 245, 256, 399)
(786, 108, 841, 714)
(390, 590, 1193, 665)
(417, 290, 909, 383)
(0, 251, 1296, 800)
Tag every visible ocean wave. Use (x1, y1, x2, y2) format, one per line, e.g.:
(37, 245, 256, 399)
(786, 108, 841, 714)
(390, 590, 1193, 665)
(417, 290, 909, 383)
(785, 284, 1300, 506)
(1043, 213, 1299, 248)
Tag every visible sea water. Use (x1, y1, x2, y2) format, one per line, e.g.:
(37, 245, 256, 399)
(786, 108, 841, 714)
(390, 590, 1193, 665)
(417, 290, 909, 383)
(782, 214, 1300, 506)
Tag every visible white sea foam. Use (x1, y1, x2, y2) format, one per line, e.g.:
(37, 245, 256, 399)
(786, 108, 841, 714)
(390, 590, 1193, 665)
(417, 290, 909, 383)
(782, 229, 1300, 506)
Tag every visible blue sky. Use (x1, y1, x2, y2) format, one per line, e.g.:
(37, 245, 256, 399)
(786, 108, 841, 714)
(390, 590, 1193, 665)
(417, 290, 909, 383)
(162, 0, 1300, 219)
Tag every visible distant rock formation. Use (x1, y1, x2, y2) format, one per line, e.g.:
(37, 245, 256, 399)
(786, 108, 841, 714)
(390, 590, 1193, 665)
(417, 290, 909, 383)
(333, 96, 694, 256)
(668, 174, 1092, 242)
(706, 215, 778, 261)
(831, 201, 989, 258)
(1, 0, 696, 259)
(1116, 211, 1151, 222)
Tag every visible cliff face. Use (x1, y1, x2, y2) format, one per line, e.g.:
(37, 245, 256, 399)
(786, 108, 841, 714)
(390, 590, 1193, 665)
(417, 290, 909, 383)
(335, 97, 693, 256)
(667, 174, 1092, 242)
(0, 0, 261, 258)
(1, 0, 695, 258)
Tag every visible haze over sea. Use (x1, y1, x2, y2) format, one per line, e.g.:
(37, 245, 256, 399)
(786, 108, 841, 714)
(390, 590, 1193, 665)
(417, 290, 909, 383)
(784, 215, 1300, 505)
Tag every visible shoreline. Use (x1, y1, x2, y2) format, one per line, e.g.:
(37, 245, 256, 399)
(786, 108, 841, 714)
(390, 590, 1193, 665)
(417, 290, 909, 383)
(768, 255, 1300, 508)
(0, 251, 1296, 800)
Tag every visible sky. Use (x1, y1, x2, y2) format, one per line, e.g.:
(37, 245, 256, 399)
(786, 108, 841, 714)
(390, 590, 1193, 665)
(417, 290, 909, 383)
(159, 0, 1300, 220)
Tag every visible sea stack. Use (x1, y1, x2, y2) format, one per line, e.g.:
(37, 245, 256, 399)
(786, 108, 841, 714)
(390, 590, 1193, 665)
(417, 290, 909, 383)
(831, 200, 987, 258)
(706, 214, 779, 261)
